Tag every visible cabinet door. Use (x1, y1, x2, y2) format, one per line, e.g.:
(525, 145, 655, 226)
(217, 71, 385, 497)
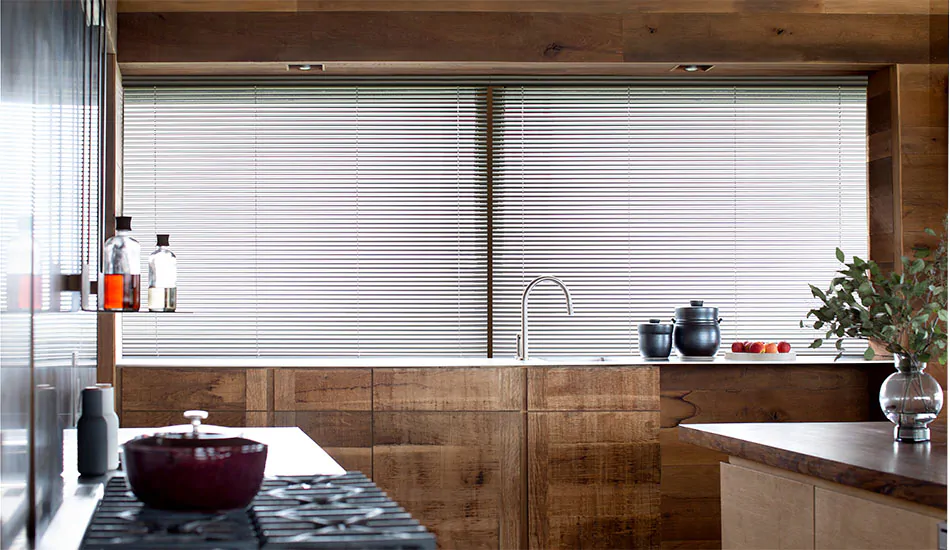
(528, 411, 660, 550)
(814, 487, 943, 550)
(274, 369, 372, 474)
(720, 462, 814, 550)
(373, 412, 524, 550)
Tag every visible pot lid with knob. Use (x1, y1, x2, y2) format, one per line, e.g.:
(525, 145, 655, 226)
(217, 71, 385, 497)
(638, 318, 673, 334)
(673, 300, 721, 323)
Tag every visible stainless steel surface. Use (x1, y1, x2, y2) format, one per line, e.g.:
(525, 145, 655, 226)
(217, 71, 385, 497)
(516, 275, 574, 361)
(39, 427, 344, 550)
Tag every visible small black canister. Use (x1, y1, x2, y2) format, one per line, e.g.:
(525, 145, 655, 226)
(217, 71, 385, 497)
(638, 319, 673, 359)
(77, 387, 108, 476)
(672, 300, 723, 357)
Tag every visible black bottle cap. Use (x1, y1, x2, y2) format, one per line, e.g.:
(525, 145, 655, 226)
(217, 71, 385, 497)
(157, 234, 170, 247)
(116, 216, 132, 231)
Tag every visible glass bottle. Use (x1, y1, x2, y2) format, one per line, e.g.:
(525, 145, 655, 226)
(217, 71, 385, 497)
(148, 234, 177, 312)
(879, 354, 944, 442)
(100, 216, 140, 311)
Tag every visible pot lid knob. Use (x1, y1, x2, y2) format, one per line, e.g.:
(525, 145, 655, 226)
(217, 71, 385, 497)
(649, 318, 661, 323)
(690, 300, 704, 307)
(184, 410, 208, 436)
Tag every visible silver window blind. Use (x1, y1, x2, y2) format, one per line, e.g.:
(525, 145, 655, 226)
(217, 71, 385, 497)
(122, 86, 488, 357)
(491, 83, 867, 357)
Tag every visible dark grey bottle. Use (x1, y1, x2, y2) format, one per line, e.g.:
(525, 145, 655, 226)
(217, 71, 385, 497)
(77, 387, 108, 476)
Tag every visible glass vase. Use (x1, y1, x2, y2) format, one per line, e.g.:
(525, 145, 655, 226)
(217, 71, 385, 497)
(879, 354, 944, 442)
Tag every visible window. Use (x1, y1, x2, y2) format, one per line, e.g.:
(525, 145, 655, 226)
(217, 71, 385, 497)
(122, 86, 488, 356)
(121, 79, 866, 359)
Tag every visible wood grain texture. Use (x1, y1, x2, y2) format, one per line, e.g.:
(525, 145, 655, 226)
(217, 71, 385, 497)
(680, 422, 947, 509)
(720, 462, 815, 550)
(814, 487, 943, 549)
(121, 367, 246, 410)
(622, 13, 936, 63)
(117, 12, 624, 64)
(373, 367, 523, 411)
(245, 368, 271, 411)
(529, 411, 660, 550)
(274, 369, 371, 411)
(275, 410, 373, 475)
(527, 366, 659, 411)
(868, 66, 897, 275)
(373, 411, 524, 549)
(121, 410, 246, 428)
(117, 0, 946, 14)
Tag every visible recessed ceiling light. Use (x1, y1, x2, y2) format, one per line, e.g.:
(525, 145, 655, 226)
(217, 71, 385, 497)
(672, 64, 715, 73)
(288, 64, 324, 72)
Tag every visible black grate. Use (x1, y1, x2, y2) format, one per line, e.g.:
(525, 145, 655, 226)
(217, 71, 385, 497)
(80, 473, 436, 550)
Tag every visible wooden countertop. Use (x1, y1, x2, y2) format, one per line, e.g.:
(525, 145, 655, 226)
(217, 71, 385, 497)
(679, 422, 947, 509)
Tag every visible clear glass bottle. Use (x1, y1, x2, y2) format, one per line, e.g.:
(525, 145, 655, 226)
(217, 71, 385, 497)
(148, 234, 177, 312)
(100, 216, 140, 311)
(880, 354, 944, 442)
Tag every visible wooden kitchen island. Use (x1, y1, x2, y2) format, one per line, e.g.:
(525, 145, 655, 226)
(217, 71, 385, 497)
(680, 422, 947, 550)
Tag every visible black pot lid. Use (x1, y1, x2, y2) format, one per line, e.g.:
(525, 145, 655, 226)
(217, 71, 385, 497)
(673, 300, 719, 322)
(638, 318, 673, 334)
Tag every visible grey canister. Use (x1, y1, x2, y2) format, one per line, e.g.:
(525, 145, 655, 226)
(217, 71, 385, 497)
(638, 319, 673, 359)
(95, 383, 119, 470)
(77, 387, 108, 476)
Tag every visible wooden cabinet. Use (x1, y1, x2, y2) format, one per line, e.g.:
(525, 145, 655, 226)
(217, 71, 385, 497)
(372, 368, 525, 550)
(720, 462, 814, 550)
(721, 459, 945, 550)
(273, 369, 372, 474)
(814, 487, 943, 550)
(119, 364, 661, 550)
(527, 367, 661, 550)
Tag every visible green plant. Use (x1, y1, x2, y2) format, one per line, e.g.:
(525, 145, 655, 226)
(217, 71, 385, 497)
(803, 220, 948, 364)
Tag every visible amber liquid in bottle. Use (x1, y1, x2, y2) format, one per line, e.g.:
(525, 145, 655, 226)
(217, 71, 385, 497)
(102, 274, 140, 311)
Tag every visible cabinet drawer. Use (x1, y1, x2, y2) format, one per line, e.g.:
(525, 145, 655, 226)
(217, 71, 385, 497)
(374, 367, 523, 411)
(274, 369, 371, 411)
(121, 368, 247, 411)
(815, 487, 943, 550)
(528, 366, 659, 411)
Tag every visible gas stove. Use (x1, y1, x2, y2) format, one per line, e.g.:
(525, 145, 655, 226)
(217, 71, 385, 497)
(80, 473, 436, 550)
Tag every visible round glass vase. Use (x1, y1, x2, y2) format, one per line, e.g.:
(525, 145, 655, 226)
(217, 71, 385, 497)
(879, 354, 944, 443)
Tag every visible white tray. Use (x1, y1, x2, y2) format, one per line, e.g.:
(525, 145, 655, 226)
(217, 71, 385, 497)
(725, 351, 796, 361)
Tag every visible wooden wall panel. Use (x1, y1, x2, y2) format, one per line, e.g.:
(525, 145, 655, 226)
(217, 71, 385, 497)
(527, 366, 659, 411)
(274, 368, 371, 411)
(117, 0, 947, 14)
(121, 367, 247, 411)
(622, 13, 936, 63)
(373, 367, 523, 411)
(529, 411, 660, 550)
(373, 411, 525, 550)
(659, 363, 886, 550)
(117, 12, 623, 64)
(275, 410, 373, 475)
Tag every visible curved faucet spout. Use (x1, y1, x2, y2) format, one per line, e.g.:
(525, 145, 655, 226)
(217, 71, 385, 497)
(517, 275, 574, 361)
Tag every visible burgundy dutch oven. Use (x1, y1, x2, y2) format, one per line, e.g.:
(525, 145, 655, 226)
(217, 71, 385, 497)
(123, 410, 267, 511)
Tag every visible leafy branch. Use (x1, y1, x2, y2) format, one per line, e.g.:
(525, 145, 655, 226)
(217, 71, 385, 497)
(802, 219, 948, 364)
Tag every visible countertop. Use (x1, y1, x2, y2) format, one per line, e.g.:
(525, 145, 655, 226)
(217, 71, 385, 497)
(39, 427, 344, 550)
(116, 355, 891, 368)
(679, 421, 947, 509)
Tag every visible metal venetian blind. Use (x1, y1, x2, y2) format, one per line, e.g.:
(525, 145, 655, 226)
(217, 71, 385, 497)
(122, 86, 487, 357)
(491, 82, 867, 357)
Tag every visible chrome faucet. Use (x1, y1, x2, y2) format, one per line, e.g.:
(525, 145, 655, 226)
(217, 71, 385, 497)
(517, 275, 574, 360)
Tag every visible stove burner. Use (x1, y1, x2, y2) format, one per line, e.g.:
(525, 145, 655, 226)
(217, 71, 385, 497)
(80, 473, 435, 550)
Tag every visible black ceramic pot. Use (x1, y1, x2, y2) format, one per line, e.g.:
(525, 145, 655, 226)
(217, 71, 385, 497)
(638, 319, 673, 359)
(672, 300, 722, 357)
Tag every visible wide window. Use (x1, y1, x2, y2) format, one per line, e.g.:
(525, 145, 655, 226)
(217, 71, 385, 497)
(121, 80, 866, 358)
